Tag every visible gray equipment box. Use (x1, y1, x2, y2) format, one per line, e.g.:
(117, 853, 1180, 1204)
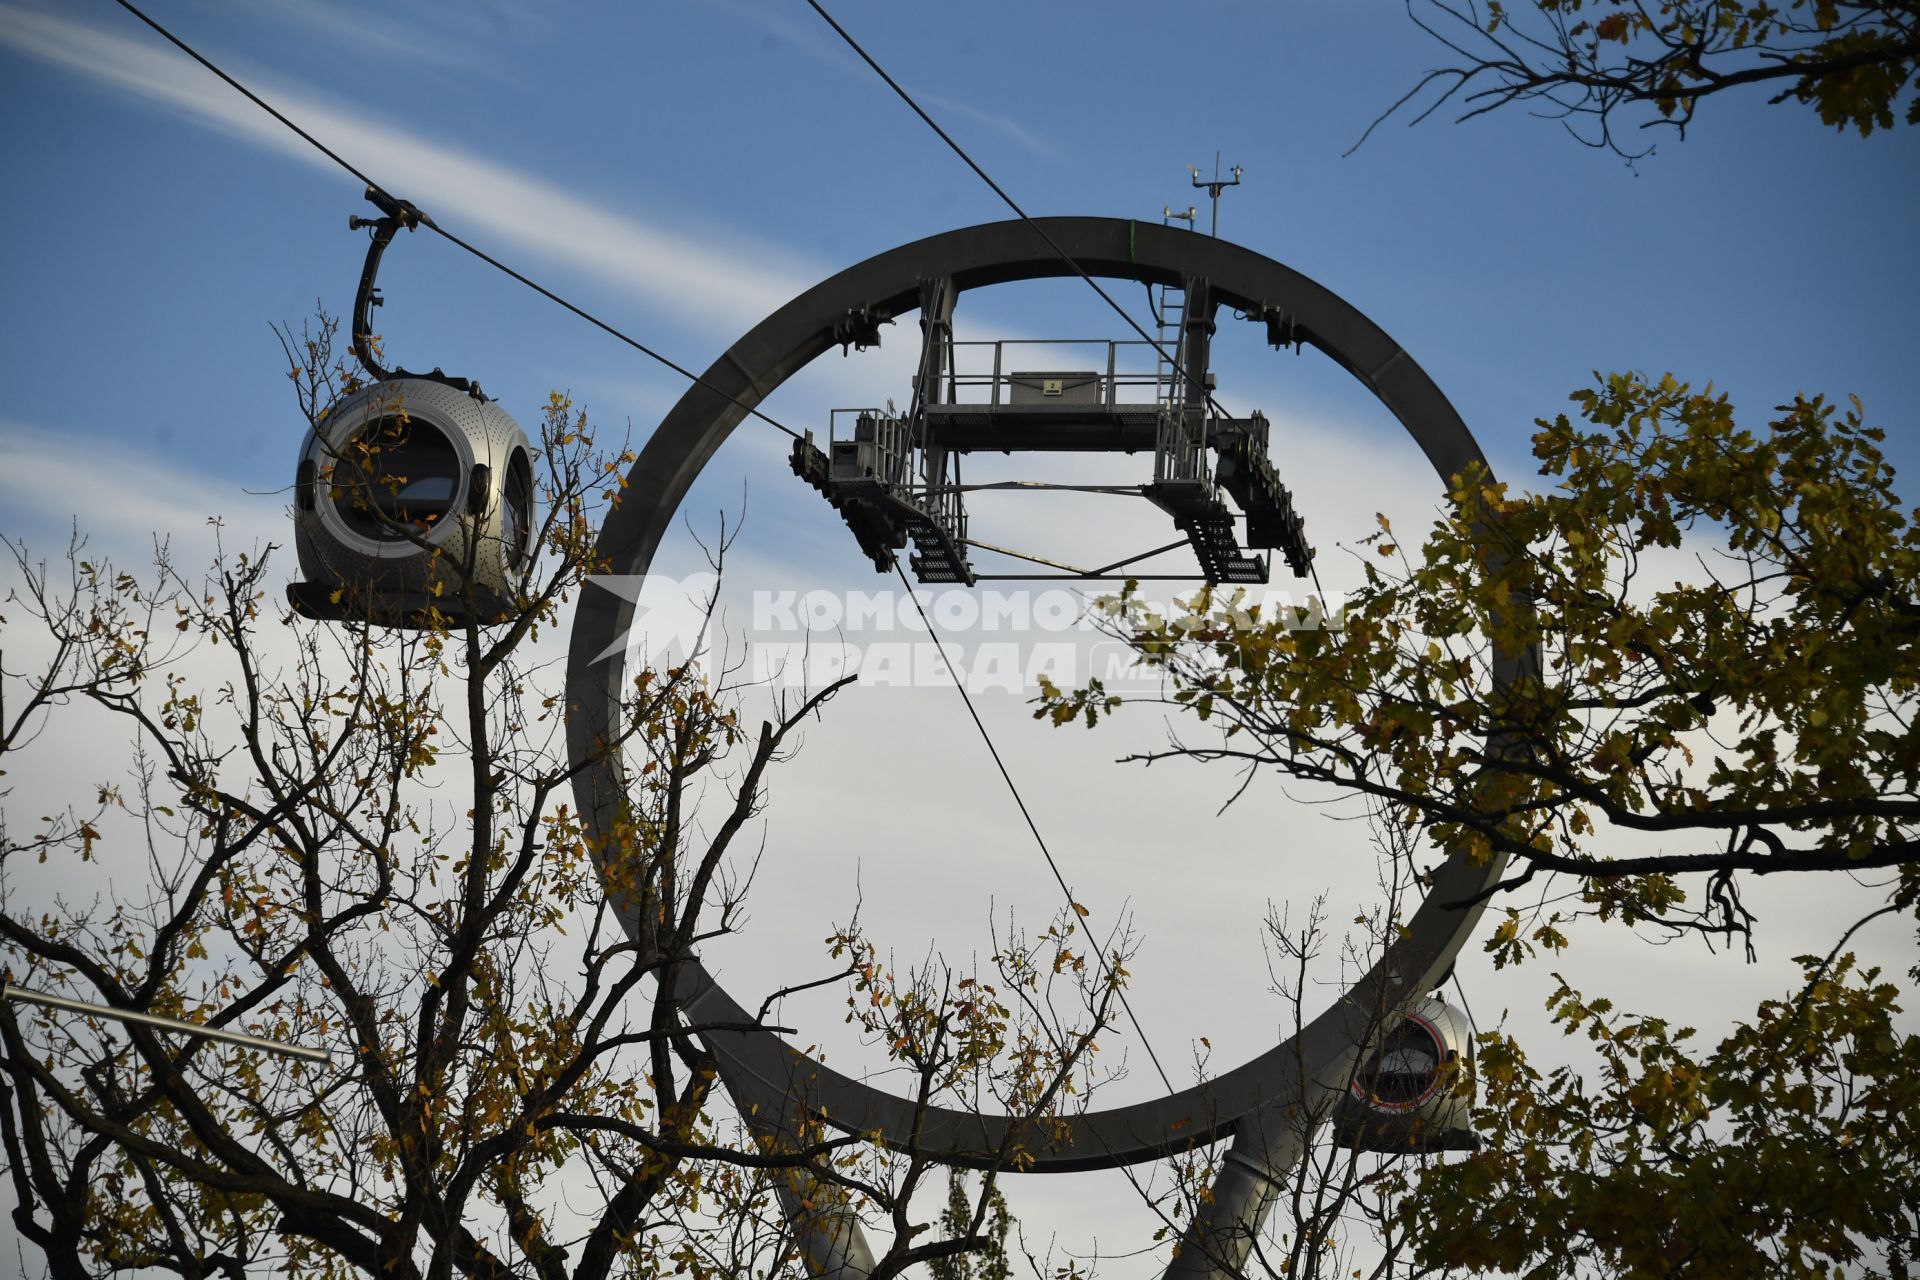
(1008, 371, 1104, 405)
(830, 412, 911, 482)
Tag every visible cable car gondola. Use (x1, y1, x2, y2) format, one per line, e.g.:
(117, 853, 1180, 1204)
(288, 189, 532, 627)
(1331, 995, 1480, 1153)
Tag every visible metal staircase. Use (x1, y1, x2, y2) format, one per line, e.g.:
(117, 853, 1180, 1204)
(790, 411, 974, 585)
(1214, 419, 1314, 578)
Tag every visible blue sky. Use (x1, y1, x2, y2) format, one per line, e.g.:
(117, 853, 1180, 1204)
(3, 0, 1915, 510)
(3, 1, 1918, 1270)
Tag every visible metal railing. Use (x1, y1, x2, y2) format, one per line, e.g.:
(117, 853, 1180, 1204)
(826, 408, 912, 487)
(916, 339, 1183, 409)
(822, 407, 970, 551)
(1154, 405, 1211, 486)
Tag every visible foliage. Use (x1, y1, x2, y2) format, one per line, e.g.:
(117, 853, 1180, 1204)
(1410, 950, 1920, 1277)
(1366, 0, 1920, 156)
(1038, 371, 1920, 1274)
(1042, 373, 1918, 944)
(0, 316, 1110, 1279)
(926, 1169, 1011, 1280)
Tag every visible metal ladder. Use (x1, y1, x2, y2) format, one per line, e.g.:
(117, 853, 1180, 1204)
(1153, 282, 1187, 409)
(1152, 282, 1207, 485)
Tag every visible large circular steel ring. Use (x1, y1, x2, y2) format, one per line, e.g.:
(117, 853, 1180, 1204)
(565, 217, 1517, 1177)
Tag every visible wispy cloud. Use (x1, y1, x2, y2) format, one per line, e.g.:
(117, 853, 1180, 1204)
(0, 4, 819, 333)
(0, 419, 285, 560)
(709, 0, 1056, 157)
(917, 91, 1058, 159)
(233, 0, 502, 74)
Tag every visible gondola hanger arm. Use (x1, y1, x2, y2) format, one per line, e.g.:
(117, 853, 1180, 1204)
(347, 186, 482, 399)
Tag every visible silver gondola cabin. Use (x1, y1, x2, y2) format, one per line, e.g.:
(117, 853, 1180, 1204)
(289, 377, 531, 626)
(288, 188, 532, 628)
(1331, 995, 1479, 1153)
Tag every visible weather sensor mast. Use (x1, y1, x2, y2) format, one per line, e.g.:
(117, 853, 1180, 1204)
(1190, 152, 1243, 238)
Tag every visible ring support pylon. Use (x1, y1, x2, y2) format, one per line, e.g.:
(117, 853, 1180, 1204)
(565, 217, 1525, 1277)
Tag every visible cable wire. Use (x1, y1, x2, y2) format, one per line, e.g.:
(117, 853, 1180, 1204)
(811, 0, 1331, 603)
(813, 0, 1325, 1101)
(889, 559, 1178, 1096)
(114, 0, 1194, 1102)
(109, 0, 803, 442)
(805, 0, 1229, 417)
(417, 219, 801, 441)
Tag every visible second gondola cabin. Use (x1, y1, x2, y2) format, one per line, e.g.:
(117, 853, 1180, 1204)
(1331, 996, 1479, 1153)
